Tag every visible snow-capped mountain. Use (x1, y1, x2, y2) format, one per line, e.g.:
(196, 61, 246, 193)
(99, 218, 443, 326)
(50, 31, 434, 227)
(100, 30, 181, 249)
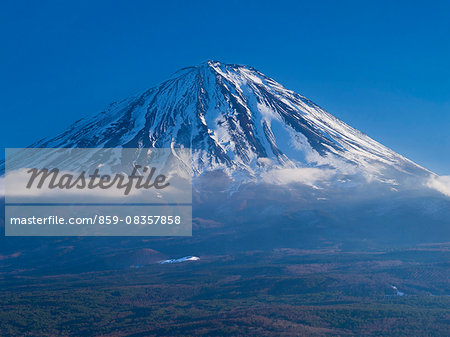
(1, 61, 448, 248)
(31, 60, 432, 187)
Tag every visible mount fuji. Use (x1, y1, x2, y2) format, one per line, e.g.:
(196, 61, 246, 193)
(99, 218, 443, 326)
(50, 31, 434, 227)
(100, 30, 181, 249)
(29, 60, 437, 193)
(0, 60, 449, 255)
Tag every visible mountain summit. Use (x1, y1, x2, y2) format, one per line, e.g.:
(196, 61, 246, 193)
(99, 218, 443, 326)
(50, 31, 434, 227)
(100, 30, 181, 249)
(34, 60, 432, 188)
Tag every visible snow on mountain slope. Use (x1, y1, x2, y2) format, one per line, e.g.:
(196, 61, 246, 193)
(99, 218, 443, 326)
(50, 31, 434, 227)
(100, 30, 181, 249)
(31, 60, 432, 186)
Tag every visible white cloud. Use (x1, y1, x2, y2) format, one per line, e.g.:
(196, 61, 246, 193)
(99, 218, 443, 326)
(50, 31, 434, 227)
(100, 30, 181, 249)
(260, 167, 335, 187)
(427, 175, 450, 197)
(0, 176, 4, 197)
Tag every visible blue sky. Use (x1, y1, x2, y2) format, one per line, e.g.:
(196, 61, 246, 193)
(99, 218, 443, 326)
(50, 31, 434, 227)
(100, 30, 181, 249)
(1, 0, 449, 174)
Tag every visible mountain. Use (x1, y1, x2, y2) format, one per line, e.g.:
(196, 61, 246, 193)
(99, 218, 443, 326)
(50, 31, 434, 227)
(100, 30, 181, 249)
(1, 61, 449, 252)
(30, 60, 433, 191)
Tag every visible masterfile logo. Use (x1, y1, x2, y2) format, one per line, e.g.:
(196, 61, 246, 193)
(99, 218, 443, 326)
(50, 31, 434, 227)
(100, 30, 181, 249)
(4, 148, 192, 236)
(25, 164, 170, 195)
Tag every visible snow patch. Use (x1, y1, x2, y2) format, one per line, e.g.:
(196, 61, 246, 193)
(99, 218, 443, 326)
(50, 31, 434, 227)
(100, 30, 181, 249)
(159, 256, 200, 264)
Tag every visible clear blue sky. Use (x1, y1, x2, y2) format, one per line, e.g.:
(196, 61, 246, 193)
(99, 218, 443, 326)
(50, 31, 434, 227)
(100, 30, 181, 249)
(1, 0, 449, 174)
